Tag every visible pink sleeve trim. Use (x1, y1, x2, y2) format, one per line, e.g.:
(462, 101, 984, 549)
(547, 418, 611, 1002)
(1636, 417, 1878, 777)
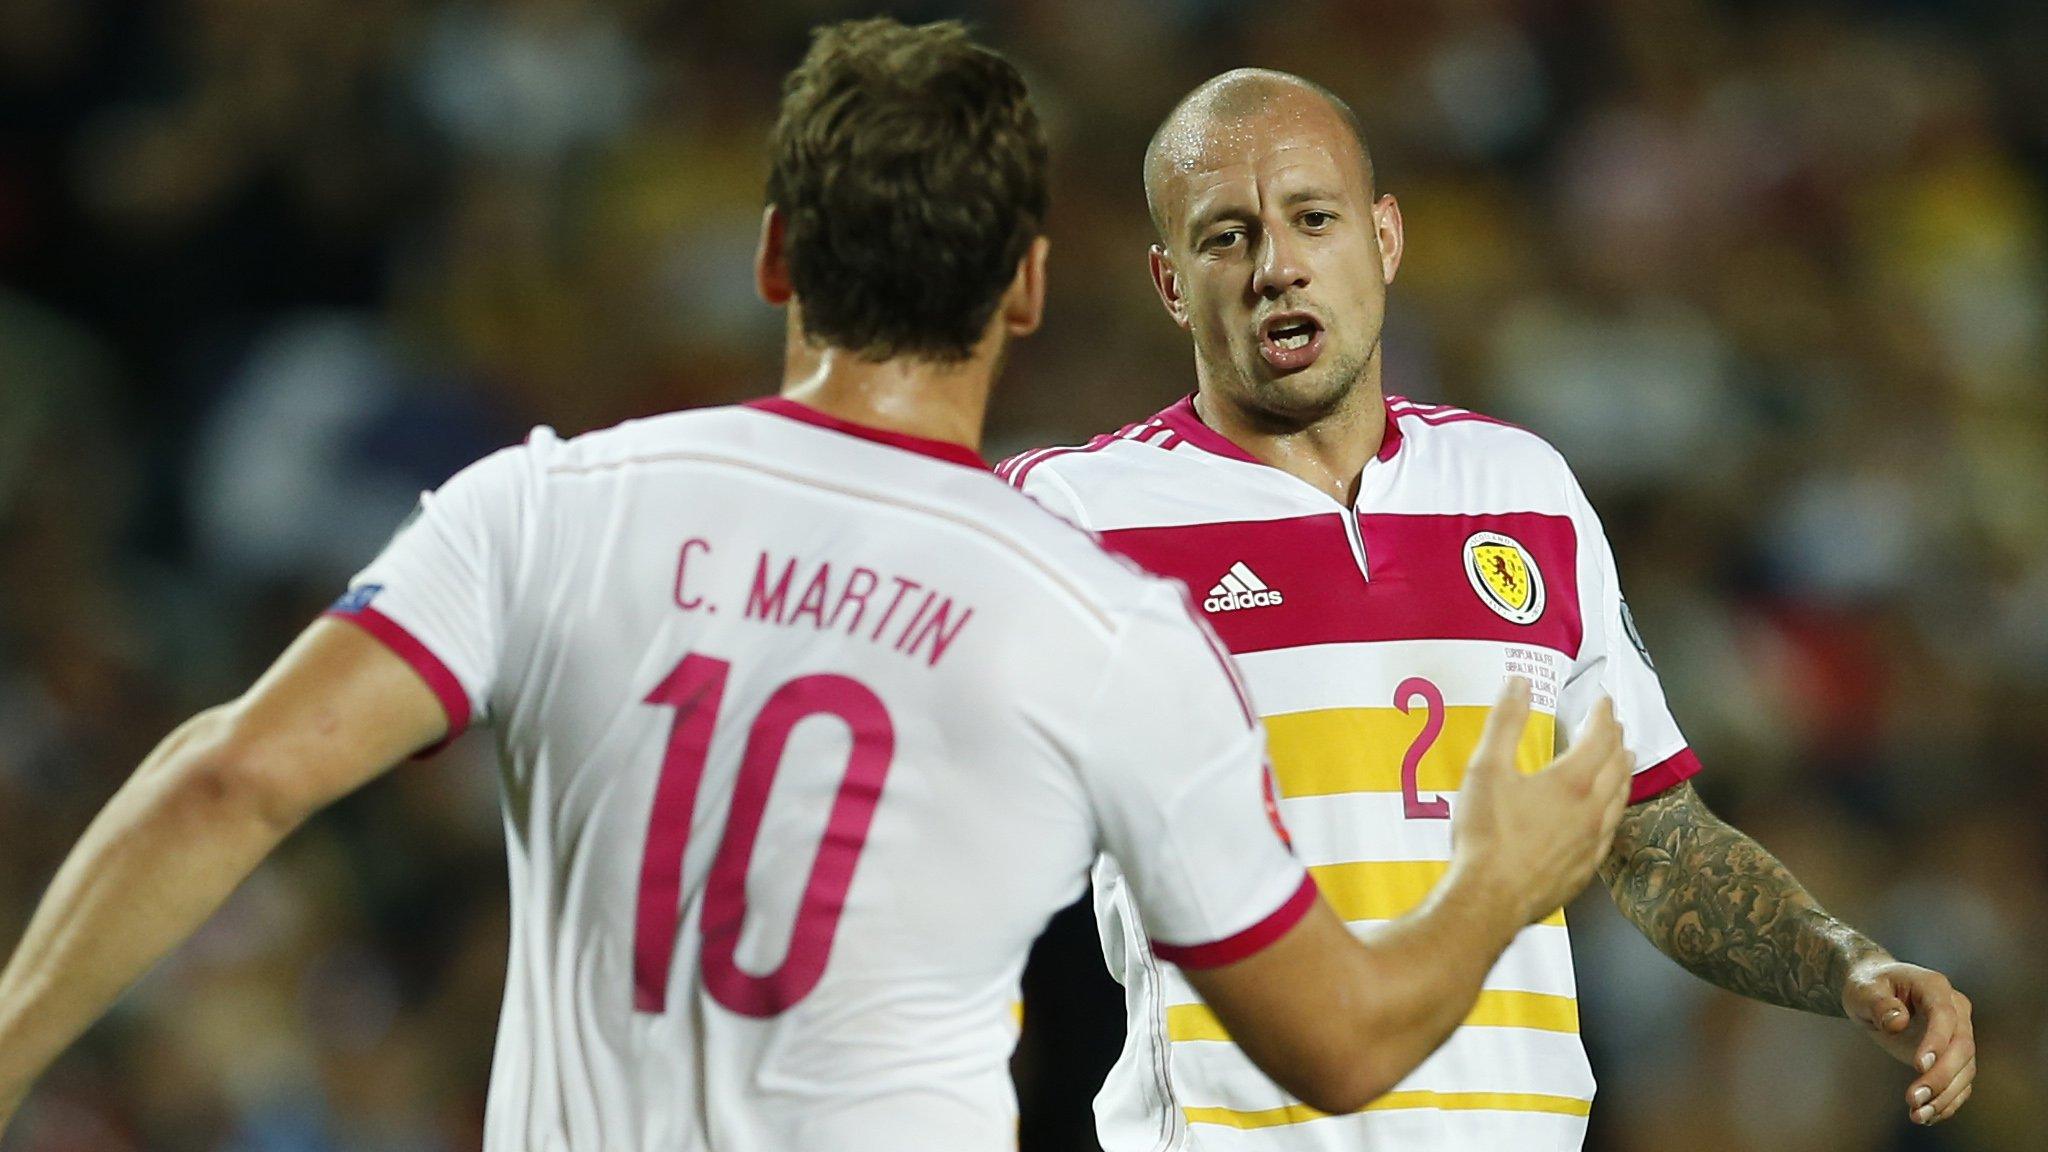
(1152, 873, 1319, 970)
(325, 606, 473, 757)
(1629, 747, 1701, 804)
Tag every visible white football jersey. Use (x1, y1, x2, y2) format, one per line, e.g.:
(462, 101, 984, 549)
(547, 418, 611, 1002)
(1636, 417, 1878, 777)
(328, 397, 1312, 1152)
(1002, 394, 1699, 1152)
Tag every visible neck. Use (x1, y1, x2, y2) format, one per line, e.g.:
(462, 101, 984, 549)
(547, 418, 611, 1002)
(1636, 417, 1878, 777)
(1195, 357, 1387, 506)
(776, 317, 994, 452)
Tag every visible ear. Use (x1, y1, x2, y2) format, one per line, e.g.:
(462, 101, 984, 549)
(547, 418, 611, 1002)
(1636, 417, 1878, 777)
(1001, 235, 1052, 337)
(755, 205, 792, 305)
(1149, 245, 1191, 330)
(1373, 193, 1404, 286)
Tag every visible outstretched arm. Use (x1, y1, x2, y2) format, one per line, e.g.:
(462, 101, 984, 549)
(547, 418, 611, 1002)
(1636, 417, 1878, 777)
(0, 619, 448, 1134)
(1599, 782, 1975, 1126)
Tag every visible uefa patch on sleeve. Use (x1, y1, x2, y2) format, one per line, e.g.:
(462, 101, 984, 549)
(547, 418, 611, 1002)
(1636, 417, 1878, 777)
(331, 584, 383, 615)
(1620, 598, 1654, 669)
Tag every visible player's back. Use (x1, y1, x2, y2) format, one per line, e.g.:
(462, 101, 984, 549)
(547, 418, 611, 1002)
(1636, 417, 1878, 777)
(330, 397, 1306, 1151)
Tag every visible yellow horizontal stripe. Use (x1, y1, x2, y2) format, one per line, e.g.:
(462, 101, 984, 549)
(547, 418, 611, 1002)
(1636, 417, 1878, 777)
(1265, 706, 1556, 799)
(1165, 989, 1578, 1044)
(1184, 1090, 1592, 1129)
(1465, 989, 1580, 1031)
(1310, 860, 1566, 927)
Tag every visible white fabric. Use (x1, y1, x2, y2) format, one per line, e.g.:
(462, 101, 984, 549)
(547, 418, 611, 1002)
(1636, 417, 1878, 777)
(341, 401, 1307, 1151)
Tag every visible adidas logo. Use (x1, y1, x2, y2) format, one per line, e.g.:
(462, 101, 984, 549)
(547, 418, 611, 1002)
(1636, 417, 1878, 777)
(1203, 562, 1285, 613)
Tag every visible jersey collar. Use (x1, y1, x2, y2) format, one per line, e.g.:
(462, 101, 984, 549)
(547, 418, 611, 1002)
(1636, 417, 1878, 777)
(744, 396, 990, 471)
(1154, 392, 1406, 465)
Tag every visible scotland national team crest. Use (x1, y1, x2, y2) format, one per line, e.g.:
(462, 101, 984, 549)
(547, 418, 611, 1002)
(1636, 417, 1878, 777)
(1463, 531, 1545, 625)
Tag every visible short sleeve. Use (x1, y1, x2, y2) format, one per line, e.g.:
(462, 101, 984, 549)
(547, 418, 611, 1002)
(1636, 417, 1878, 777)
(1556, 475, 1700, 803)
(324, 439, 535, 752)
(1074, 582, 1315, 969)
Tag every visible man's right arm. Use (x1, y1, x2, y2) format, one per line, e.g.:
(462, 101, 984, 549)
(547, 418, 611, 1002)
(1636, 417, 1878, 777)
(1180, 861, 1520, 1112)
(0, 620, 454, 1134)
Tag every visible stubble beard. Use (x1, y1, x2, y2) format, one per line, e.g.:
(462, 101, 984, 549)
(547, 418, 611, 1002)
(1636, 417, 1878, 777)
(1225, 336, 1377, 434)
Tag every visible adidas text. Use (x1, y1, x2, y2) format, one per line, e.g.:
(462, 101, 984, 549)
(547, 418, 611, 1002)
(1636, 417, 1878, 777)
(1204, 589, 1284, 613)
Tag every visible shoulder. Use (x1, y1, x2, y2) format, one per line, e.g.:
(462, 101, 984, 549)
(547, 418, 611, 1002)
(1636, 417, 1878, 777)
(1385, 398, 1618, 562)
(1384, 395, 1591, 502)
(997, 415, 1224, 531)
(955, 467, 1204, 634)
(426, 425, 565, 506)
(997, 416, 1183, 487)
(433, 407, 797, 543)
(527, 407, 760, 473)
(1385, 395, 1570, 470)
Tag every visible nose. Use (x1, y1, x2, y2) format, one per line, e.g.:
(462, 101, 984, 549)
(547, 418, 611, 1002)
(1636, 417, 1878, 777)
(1251, 226, 1309, 298)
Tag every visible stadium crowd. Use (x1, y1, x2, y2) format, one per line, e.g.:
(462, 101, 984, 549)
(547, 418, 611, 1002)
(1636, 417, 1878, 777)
(1, 1, 2043, 1148)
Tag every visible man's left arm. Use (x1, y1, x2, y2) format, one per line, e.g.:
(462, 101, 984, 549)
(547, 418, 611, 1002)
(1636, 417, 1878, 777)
(1555, 466, 1974, 1129)
(1599, 782, 1975, 1126)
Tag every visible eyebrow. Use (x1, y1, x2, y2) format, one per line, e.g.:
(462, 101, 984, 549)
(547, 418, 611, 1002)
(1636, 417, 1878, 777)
(1281, 186, 1344, 207)
(1183, 200, 1246, 244)
(1183, 185, 1348, 243)
(1187, 206, 1228, 241)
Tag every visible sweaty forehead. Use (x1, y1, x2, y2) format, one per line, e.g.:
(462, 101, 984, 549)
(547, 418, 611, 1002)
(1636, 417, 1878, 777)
(1147, 102, 1367, 238)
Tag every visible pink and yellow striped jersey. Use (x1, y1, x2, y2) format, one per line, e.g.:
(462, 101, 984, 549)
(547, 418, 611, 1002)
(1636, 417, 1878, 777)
(1001, 394, 1699, 1152)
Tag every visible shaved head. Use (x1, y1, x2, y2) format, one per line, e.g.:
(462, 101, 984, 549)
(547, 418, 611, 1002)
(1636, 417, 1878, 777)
(1144, 69, 1375, 242)
(1136, 66, 1403, 437)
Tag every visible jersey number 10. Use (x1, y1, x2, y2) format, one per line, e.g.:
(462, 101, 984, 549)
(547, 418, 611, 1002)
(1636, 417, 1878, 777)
(633, 653, 896, 1018)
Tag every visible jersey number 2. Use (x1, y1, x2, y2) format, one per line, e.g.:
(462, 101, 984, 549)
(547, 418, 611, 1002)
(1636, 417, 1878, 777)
(1396, 677, 1451, 820)
(633, 653, 896, 1018)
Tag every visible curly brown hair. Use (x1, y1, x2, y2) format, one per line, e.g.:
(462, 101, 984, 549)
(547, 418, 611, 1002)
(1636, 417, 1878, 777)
(766, 18, 1049, 363)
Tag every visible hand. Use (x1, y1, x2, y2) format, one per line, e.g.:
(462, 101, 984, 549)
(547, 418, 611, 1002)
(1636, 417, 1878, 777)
(1449, 680, 1634, 927)
(1843, 959, 1975, 1126)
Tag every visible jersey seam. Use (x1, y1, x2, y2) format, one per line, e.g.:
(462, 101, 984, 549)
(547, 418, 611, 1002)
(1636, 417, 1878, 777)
(1122, 882, 1183, 1152)
(1068, 597, 1190, 1152)
(1030, 466, 1096, 532)
(500, 435, 552, 727)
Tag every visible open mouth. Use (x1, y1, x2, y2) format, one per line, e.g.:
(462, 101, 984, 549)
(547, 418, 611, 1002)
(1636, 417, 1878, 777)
(1258, 313, 1325, 372)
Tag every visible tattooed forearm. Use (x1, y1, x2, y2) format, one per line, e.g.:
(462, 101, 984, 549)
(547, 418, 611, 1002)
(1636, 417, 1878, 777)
(1598, 783, 1887, 1016)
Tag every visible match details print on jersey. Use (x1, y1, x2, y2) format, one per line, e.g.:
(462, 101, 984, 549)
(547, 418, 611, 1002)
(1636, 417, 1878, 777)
(1005, 394, 1701, 1152)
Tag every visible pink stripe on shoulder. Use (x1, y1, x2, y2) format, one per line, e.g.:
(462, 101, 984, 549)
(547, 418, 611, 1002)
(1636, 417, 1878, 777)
(1386, 396, 1452, 415)
(1153, 874, 1319, 969)
(1387, 394, 1532, 435)
(1006, 431, 1121, 490)
(1412, 411, 1523, 430)
(1394, 406, 1526, 434)
(325, 606, 473, 756)
(1629, 747, 1701, 804)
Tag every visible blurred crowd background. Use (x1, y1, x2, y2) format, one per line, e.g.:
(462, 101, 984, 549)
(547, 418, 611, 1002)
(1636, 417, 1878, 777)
(2, 0, 2044, 1148)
